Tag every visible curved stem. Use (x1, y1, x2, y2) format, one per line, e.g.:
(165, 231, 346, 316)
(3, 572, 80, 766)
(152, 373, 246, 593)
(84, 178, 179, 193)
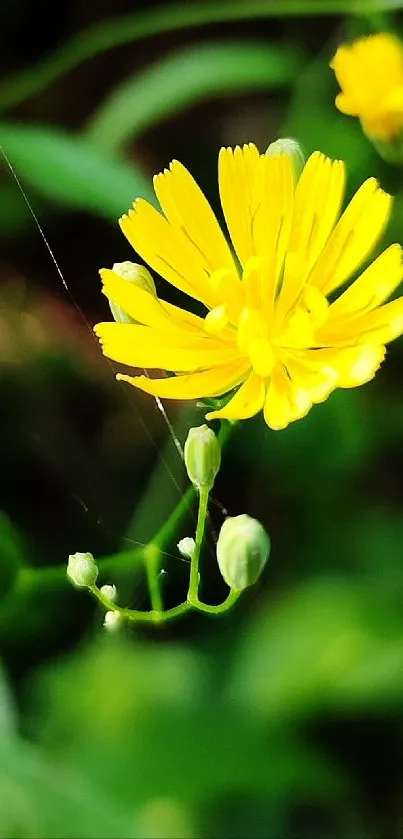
(89, 583, 240, 624)
(89, 584, 191, 623)
(194, 589, 241, 615)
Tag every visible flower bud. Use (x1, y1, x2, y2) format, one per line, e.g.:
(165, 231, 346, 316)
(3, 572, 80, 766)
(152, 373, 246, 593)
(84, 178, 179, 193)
(177, 537, 195, 559)
(184, 424, 221, 491)
(265, 138, 305, 181)
(100, 584, 117, 603)
(216, 514, 270, 590)
(67, 552, 98, 588)
(103, 610, 122, 632)
(371, 135, 403, 165)
(109, 262, 156, 323)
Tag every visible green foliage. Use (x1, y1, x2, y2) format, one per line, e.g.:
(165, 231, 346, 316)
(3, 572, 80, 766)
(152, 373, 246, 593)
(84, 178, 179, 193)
(2, 0, 403, 836)
(86, 40, 301, 152)
(0, 734, 133, 838)
(0, 0, 397, 113)
(0, 512, 27, 601)
(0, 124, 153, 219)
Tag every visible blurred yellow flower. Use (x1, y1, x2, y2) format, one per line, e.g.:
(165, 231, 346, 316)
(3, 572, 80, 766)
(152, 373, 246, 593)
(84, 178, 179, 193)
(95, 144, 403, 430)
(331, 33, 403, 142)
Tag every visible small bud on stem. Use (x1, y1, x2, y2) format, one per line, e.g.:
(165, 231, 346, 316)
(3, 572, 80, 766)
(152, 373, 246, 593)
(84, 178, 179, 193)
(184, 424, 221, 492)
(109, 262, 156, 323)
(100, 584, 117, 603)
(216, 514, 270, 591)
(103, 610, 122, 632)
(67, 552, 98, 588)
(265, 137, 305, 181)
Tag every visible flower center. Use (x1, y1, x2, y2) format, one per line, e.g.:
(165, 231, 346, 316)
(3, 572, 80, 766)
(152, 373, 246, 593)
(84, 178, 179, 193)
(203, 257, 330, 371)
(237, 307, 275, 377)
(277, 285, 329, 348)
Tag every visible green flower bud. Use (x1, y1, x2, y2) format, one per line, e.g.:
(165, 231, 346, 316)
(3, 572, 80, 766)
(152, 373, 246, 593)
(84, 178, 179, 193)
(67, 552, 98, 588)
(109, 262, 156, 323)
(100, 584, 117, 603)
(177, 537, 195, 558)
(216, 514, 270, 590)
(184, 424, 221, 491)
(265, 137, 305, 181)
(371, 133, 403, 165)
(103, 610, 122, 632)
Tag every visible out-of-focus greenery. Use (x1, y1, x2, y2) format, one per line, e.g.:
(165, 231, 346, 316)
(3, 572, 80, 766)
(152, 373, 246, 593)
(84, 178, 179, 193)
(2, 0, 403, 837)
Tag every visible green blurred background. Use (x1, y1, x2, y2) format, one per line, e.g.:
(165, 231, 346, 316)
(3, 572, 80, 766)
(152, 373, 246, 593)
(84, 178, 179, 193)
(2, 1, 403, 837)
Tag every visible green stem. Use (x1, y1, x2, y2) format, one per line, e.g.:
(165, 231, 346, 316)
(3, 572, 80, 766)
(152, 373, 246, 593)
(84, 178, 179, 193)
(152, 484, 195, 550)
(90, 583, 239, 624)
(3, 420, 238, 630)
(143, 543, 163, 612)
(145, 420, 233, 552)
(90, 584, 191, 623)
(188, 485, 210, 604)
(194, 589, 241, 614)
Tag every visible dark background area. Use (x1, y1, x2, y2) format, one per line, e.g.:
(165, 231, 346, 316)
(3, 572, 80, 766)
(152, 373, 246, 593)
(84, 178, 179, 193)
(1, 2, 403, 837)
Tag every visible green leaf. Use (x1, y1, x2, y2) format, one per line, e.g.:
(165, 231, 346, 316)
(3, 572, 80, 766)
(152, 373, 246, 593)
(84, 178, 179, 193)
(0, 181, 35, 236)
(0, 123, 152, 220)
(283, 36, 376, 185)
(230, 577, 403, 718)
(0, 734, 133, 838)
(0, 0, 399, 112)
(0, 660, 16, 734)
(86, 40, 301, 152)
(0, 511, 27, 601)
(30, 637, 341, 810)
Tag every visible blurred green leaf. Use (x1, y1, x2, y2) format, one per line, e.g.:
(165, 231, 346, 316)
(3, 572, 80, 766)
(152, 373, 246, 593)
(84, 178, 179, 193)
(32, 637, 208, 747)
(0, 734, 133, 839)
(0, 182, 35, 236)
(0, 123, 152, 219)
(284, 50, 375, 184)
(86, 41, 301, 152)
(0, 511, 27, 600)
(30, 637, 344, 812)
(0, 660, 16, 734)
(229, 578, 403, 719)
(0, 0, 399, 113)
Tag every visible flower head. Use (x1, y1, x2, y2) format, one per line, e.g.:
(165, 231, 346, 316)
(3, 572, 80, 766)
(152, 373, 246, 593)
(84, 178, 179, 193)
(331, 33, 403, 142)
(95, 143, 403, 430)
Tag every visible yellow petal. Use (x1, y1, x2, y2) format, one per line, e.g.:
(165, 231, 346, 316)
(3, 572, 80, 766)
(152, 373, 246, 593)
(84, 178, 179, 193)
(209, 267, 244, 322)
(153, 160, 236, 276)
(95, 322, 239, 371)
(117, 360, 249, 399)
(252, 152, 294, 283)
(283, 352, 339, 404)
(206, 372, 265, 420)
(383, 85, 403, 114)
(331, 35, 403, 118)
(334, 92, 359, 116)
(288, 152, 346, 271)
(100, 268, 205, 333)
(120, 200, 217, 309)
(324, 244, 403, 321)
(309, 178, 392, 296)
(218, 143, 260, 267)
(322, 296, 403, 347)
(295, 345, 385, 387)
(263, 365, 312, 430)
(336, 345, 386, 387)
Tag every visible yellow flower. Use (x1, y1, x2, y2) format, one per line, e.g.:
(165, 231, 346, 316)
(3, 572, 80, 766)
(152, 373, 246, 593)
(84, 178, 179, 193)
(95, 144, 403, 431)
(331, 33, 403, 142)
